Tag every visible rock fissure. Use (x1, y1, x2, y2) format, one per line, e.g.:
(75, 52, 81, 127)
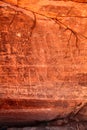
(0, 1, 87, 41)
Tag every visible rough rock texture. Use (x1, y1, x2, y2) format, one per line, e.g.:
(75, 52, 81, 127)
(6, 123, 87, 130)
(0, 0, 87, 127)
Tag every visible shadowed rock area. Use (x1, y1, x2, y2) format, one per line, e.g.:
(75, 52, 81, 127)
(0, 0, 87, 128)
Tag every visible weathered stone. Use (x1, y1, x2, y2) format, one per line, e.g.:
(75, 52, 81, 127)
(0, 0, 87, 127)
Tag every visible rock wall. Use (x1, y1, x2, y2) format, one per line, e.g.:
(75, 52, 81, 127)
(0, 0, 87, 127)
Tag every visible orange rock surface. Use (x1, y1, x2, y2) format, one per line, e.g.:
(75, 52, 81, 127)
(0, 0, 87, 126)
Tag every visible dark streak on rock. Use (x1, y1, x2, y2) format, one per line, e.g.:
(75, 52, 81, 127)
(77, 73, 87, 87)
(0, 98, 69, 109)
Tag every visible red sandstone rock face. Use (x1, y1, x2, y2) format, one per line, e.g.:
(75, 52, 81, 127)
(0, 0, 87, 126)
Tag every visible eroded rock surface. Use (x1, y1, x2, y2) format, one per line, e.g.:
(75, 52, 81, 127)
(0, 0, 87, 126)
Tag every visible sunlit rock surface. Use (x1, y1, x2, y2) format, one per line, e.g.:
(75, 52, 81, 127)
(0, 0, 87, 126)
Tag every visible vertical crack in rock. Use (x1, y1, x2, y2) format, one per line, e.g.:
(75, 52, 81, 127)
(9, 11, 17, 27)
(8, 11, 17, 54)
(65, 27, 80, 62)
(29, 12, 36, 38)
(0, 32, 7, 53)
(50, 17, 80, 66)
